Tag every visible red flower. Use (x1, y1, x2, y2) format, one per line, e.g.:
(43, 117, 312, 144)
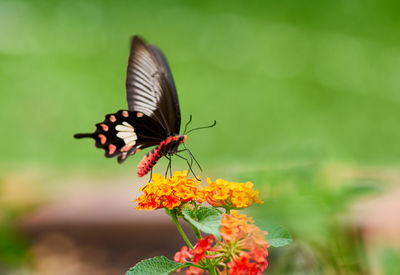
(192, 235, 215, 263)
(228, 253, 257, 275)
(174, 246, 193, 263)
(185, 266, 204, 275)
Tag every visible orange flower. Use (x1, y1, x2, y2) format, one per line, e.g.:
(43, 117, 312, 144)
(220, 210, 269, 275)
(203, 178, 263, 209)
(220, 210, 251, 241)
(134, 171, 203, 210)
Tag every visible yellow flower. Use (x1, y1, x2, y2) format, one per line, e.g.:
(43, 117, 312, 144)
(134, 171, 203, 210)
(203, 178, 263, 209)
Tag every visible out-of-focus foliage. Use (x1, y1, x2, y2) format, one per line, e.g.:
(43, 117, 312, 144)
(379, 248, 400, 275)
(1, 0, 400, 172)
(0, 178, 30, 271)
(235, 164, 384, 274)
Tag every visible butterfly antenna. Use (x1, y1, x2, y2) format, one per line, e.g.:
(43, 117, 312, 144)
(186, 120, 216, 135)
(183, 114, 193, 134)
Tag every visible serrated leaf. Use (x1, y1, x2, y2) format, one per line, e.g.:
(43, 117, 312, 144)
(259, 223, 292, 247)
(182, 207, 221, 239)
(126, 256, 187, 275)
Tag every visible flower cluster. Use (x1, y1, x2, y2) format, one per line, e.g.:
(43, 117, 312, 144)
(132, 171, 276, 274)
(220, 210, 269, 274)
(203, 178, 263, 209)
(135, 171, 204, 210)
(135, 172, 263, 211)
(174, 210, 269, 275)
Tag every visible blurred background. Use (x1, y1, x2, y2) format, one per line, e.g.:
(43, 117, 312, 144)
(1, 0, 400, 274)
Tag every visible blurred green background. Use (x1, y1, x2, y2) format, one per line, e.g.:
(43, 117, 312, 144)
(1, 0, 400, 274)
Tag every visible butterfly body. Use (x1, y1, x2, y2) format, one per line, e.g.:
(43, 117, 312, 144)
(137, 135, 187, 177)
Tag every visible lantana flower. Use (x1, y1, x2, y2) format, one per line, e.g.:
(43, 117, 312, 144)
(203, 178, 263, 209)
(135, 171, 204, 210)
(174, 210, 269, 275)
(219, 210, 269, 275)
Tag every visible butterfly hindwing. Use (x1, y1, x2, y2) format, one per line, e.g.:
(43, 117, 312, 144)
(74, 110, 166, 163)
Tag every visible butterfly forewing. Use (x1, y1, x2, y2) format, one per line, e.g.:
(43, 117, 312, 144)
(126, 36, 181, 135)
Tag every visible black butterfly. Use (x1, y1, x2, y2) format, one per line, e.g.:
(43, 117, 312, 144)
(75, 36, 212, 177)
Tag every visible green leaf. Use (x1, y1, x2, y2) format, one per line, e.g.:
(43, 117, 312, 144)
(126, 256, 187, 275)
(182, 207, 221, 239)
(259, 223, 292, 247)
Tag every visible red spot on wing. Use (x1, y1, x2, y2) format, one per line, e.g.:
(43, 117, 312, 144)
(100, 124, 109, 131)
(98, 134, 106, 144)
(108, 144, 116, 155)
(109, 115, 116, 122)
(121, 152, 128, 160)
(122, 110, 129, 117)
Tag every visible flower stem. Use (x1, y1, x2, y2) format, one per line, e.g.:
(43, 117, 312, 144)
(188, 221, 202, 239)
(208, 265, 218, 275)
(170, 211, 193, 249)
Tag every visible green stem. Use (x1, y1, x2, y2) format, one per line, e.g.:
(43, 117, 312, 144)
(171, 211, 193, 249)
(208, 265, 218, 275)
(188, 221, 202, 239)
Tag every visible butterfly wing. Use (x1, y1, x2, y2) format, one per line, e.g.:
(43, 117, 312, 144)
(126, 36, 181, 136)
(74, 110, 166, 163)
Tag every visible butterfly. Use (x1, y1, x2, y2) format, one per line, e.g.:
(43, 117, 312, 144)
(74, 35, 212, 177)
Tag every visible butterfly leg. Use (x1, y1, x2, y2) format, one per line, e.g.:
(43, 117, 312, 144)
(148, 168, 153, 183)
(182, 143, 202, 172)
(176, 149, 193, 166)
(165, 155, 173, 178)
(168, 154, 172, 177)
(175, 153, 200, 181)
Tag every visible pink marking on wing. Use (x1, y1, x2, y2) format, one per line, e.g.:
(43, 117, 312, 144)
(108, 144, 116, 155)
(98, 134, 106, 144)
(109, 115, 116, 122)
(121, 144, 133, 152)
(122, 110, 129, 117)
(121, 152, 127, 160)
(100, 124, 109, 131)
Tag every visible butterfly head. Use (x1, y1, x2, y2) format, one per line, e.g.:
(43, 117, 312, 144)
(179, 135, 187, 143)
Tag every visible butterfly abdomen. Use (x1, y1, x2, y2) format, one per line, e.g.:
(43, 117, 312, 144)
(137, 135, 187, 177)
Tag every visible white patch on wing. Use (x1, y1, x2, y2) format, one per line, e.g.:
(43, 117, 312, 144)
(116, 122, 137, 146)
